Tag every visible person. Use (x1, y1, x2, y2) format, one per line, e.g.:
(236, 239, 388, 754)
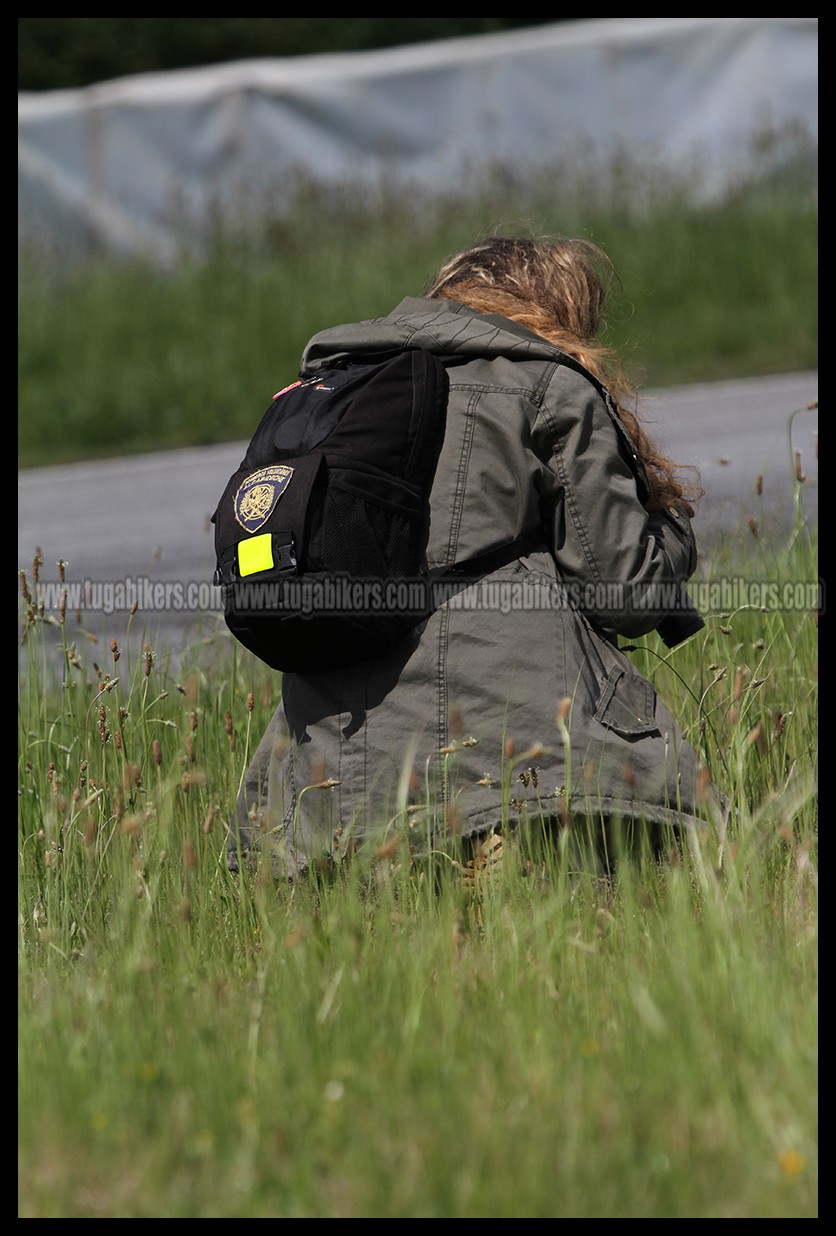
(227, 234, 713, 881)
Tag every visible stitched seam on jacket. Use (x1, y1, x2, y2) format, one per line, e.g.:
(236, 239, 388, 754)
(447, 381, 542, 400)
(391, 313, 529, 355)
(444, 389, 478, 565)
(436, 390, 479, 776)
(437, 606, 450, 786)
(539, 379, 604, 587)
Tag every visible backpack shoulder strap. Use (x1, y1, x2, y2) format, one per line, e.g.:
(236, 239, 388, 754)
(427, 527, 547, 610)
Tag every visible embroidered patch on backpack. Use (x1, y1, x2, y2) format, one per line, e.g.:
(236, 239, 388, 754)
(234, 465, 294, 532)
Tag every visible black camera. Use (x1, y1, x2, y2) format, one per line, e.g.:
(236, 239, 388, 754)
(656, 586, 705, 648)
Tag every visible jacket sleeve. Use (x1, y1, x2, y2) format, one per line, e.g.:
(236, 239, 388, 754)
(532, 365, 699, 639)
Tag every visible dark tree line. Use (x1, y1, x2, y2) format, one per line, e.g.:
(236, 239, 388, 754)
(19, 18, 570, 91)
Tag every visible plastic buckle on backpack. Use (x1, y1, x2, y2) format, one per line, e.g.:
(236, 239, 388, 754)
(273, 538, 298, 573)
(213, 544, 237, 587)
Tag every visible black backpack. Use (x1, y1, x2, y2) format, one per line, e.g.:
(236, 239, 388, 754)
(212, 347, 542, 673)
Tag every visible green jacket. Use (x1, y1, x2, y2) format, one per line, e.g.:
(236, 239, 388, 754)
(228, 296, 709, 877)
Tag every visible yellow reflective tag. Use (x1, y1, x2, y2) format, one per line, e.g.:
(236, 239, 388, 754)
(238, 534, 273, 577)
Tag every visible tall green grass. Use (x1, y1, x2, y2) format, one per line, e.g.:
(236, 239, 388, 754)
(18, 153, 817, 469)
(18, 454, 817, 1217)
(18, 155, 818, 1215)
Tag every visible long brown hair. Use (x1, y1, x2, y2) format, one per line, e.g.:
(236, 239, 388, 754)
(425, 235, 701, 512)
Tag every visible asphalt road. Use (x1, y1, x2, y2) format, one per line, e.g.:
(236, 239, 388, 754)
(18, 370, 818, 664)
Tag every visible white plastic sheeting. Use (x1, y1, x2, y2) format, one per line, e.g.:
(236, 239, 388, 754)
(18, 17, 818, 263)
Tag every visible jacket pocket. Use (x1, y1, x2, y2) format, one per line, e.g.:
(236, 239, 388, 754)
(593, 665, 659, 737)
